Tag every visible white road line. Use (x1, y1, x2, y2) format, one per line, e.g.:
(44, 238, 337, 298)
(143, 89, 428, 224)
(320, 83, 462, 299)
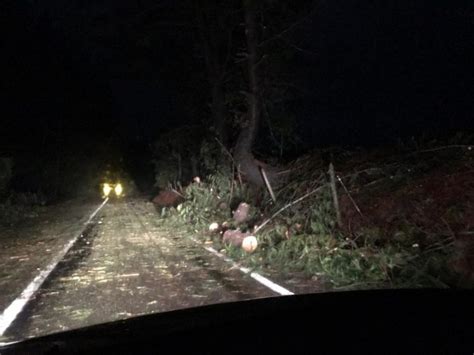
(197, 239, 294, 296)
(85, 198, 109, 225)
(0, 198, 109, 336)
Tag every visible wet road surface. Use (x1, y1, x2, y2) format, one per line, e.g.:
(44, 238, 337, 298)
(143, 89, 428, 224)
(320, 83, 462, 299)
(0, 199, 101, 313)
(3, 199, 275, 341)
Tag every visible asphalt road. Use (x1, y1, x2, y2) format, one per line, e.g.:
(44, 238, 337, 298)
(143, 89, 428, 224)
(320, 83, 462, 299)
(1, 199, 275, 341)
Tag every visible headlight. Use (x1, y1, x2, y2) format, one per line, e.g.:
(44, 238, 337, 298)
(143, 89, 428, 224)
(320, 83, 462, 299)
(114, 183, 123, 197)
(103, 183, 112, 197)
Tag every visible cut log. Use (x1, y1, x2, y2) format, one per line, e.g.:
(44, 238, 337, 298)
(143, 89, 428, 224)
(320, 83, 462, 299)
(233, 202, 251, 224)
(222, 229, 250, 247)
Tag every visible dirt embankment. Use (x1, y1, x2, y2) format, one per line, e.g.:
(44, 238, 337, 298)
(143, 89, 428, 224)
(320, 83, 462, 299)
(336, 146, 474, 281)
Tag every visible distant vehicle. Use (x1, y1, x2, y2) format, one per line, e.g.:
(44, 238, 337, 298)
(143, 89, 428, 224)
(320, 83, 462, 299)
(101, 181, 123, 198)
(101, 166, 125, 198)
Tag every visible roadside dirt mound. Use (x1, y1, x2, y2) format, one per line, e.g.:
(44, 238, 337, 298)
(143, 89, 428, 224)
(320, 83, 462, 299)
(340, 168, 474, 235)
(336, 146, 473, 281)
(152, 190, 184, 208)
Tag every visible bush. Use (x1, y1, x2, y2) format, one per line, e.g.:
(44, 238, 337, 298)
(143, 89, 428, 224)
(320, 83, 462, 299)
(0, 157, 13, 199)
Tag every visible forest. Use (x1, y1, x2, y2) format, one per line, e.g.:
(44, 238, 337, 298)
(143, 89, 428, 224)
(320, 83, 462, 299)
(1, 0, 473, 289)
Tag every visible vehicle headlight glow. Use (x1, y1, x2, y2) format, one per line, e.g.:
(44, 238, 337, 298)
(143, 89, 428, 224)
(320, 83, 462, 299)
(114, 183, 123, 196)
(103, 183, 112, 197)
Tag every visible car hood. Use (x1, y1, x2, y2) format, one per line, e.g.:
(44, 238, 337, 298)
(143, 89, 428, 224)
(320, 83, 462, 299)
(1, 289, 473, 354)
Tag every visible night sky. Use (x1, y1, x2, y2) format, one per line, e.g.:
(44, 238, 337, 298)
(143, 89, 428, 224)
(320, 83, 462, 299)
(2, 0, 473, 174)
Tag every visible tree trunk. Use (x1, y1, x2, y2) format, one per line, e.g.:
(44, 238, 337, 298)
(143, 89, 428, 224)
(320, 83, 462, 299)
(196, 1, 228, 145)
(234, 0, 282, 199)
(234, 0, 264, 187)
(190, 154, 199, 178)
(241, 0, 259, 151)
(211, 80, 227, 145)
(176, 152, 182, 183)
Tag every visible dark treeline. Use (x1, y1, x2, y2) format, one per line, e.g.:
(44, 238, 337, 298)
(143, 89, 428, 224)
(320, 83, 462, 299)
(1, 0, 473, 196)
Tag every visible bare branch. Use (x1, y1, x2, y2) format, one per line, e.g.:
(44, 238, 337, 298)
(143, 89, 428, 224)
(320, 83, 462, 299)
(258, 7, 318, 47)
(254, 185, 326, 233)
(336, 174, 364, 218)
(329, 163, 342, 227)
(260, 167, 276, 203)
(214, 137, 236, 165)
(409, 145, 473, 155)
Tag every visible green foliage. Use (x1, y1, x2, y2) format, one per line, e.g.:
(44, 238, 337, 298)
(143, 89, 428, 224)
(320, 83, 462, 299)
(0, 158, 13, 199)
(157, 134, 472, 290)
(199, 140, 227, 173)
(0, 192, 46, 226)
(253, 220, 453, 288)
(172, 171, 243, 228)
(152, 126, 204, 188)
(164, 168, 457, 289)
(165, 136, 253, 228)
(250, 191, 390, 287)
(153, 156, 180, 188)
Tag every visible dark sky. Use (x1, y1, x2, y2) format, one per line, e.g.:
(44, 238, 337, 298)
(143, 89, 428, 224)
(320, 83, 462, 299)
(2, 0, 473, 157)
(291, 1, 474, 145)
